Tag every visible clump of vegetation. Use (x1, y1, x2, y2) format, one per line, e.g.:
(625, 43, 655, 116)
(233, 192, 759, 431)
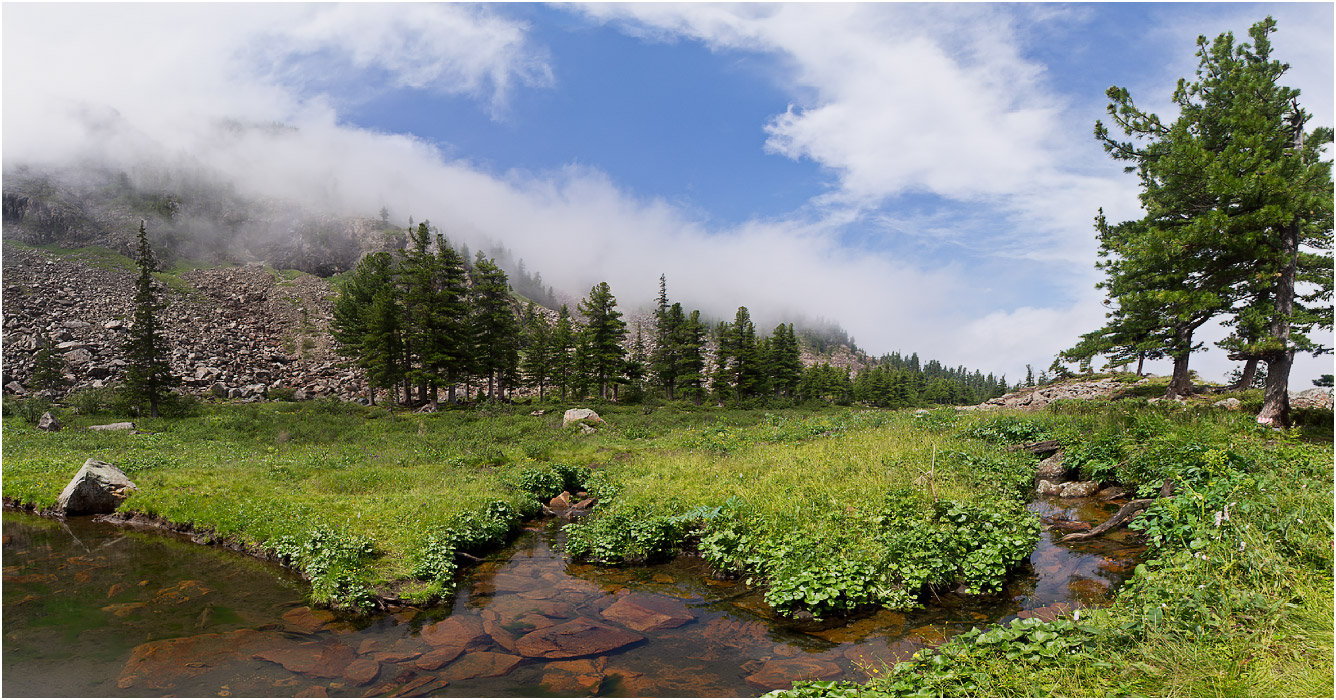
(409, 500, 523, 600)
(773, 401, 1332, 697)
(272, 525, 376, 610)
(563, 411, 1040, 618)
(694, 494, 1038, 617)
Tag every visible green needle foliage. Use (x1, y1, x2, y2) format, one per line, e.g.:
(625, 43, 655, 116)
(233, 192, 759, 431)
(122, 221, 177, 418)
(1070, 17, 1333, 421)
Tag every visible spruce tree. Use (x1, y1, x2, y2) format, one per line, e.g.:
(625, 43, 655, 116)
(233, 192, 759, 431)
(650, 275, 683, 399)
(123, 221, 176, 418)
(577, 282, 627, 400)
(332, 251, 399, 405)
(362, 287, 406, 401)
(724, 306, 763, 401)
(470, 253, 519, 400)
(677, 309, 707, 404)
(30, 334, 69, 398)
(520, 303, 553, 400)
(550, 305, 575, 400)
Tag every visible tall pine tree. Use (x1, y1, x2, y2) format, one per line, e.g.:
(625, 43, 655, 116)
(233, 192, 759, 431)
(577, 282, 627, 400)
(123, 221, 176, 418)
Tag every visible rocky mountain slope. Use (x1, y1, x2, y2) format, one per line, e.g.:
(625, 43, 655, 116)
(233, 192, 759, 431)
(3, 245, 358, 400)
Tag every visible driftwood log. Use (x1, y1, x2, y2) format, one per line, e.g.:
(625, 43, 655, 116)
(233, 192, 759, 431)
(1060, 480, 1174, 543)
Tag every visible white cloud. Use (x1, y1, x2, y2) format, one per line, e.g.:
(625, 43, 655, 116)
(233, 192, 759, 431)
(259, 4, 554, 113)
(2, 3, 1328, 389)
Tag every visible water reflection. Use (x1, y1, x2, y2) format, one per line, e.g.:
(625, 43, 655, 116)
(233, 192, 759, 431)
(3, 498, 1145, 697)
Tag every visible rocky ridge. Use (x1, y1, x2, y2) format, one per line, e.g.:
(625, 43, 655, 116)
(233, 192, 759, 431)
(3, 246, 359, 401)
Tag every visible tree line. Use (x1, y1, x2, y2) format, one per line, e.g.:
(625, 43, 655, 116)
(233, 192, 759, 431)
(331, 228, 1007, 409)
(1062, 18, 1332, 427)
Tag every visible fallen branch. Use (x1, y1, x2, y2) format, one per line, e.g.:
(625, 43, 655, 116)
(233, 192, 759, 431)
(1060, 480, 1173, 543)
(1059, 499, 1154, 542)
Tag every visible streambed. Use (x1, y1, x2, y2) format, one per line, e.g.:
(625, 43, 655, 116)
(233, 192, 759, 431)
(2, 497, 1143, 697)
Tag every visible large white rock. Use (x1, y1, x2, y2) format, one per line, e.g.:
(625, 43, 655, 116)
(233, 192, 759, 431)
(562, 408, 604, 428)
(57, 459, 137, 515)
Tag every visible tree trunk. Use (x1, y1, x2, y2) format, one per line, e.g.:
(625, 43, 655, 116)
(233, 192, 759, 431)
(1258, 220, 1299, 427)
(1231, 358, 1259, 390)
(1166, 354, 1192, 399)
(1258, 351, 1293, 426)
(368, 385, 376, 406)
(1165, 326, 1194, 399)
(1136, 354, 1145, 377)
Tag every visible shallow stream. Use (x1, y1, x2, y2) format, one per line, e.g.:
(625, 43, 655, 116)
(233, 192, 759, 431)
(3, 497, 1143, 697)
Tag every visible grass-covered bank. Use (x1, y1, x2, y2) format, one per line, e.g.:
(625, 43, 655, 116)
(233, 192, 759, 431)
(563, 409, 1041, 618)
(770, 401, 1334, 698)
(9, 398, 997, 610)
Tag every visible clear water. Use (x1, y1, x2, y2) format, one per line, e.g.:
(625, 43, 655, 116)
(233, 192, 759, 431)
(2, 498, 1143, 697)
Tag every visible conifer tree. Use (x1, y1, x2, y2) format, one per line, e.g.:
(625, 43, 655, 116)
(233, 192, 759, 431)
(432, 236, 471, 404)
(710, 320, 733, 403)
(1082, 17, 1332, 417)
(577, 282, 627, 400)
(471, 253, 519, 400)
(332, 251, 400, 405)
(767, 323, 804, 398)
(123, 221, 176, 418)
(650, 275, 684, 398)
(362, 287, 406, 401)
(520, 303, 553, 400)
(550, 305, 575, 400)
(723, 306, 763, 400)
(677, 309, 707, 404)
(30, 334, 69, 398)
(399, 222, 439, 404)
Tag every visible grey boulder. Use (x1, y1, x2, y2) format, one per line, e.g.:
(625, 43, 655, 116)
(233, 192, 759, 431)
(37, 412, 61, 432)
(57, 459, 138, 515)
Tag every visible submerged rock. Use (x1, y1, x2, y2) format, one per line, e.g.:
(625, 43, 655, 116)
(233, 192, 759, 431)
(744, 658, 842, 688)
(600, 593, 695, 632)
(118, 629, 287, 691)
(57, 459, 137, 515)
(514, 618, 644, 659)
(419, 615, 489, 650)
(440, 651, 522, 681)
(252, 640, 356, 678)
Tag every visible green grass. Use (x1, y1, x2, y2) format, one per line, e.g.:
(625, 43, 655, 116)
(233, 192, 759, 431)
(3, 399, 896, 608)
(7, 395, 1330, 694)
(772, 401, 1334, 698)
(6, 241, 136, 272)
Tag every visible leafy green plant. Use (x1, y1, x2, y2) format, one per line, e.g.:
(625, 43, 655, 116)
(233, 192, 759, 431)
(564, 507, 687, 564)
(271, 525, 376, 610)
(409, 500, 521, 597)
(962, 415, 1053, 444)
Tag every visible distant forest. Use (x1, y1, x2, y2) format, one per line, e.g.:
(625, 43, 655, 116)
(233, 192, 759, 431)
(332, 221, 1008, 409)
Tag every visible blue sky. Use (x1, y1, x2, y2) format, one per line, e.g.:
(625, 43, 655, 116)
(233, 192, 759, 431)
(5, 2, 1333, 384)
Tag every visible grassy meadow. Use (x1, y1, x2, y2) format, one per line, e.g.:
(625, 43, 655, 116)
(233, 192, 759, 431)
(4, 388, 1332, 697)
